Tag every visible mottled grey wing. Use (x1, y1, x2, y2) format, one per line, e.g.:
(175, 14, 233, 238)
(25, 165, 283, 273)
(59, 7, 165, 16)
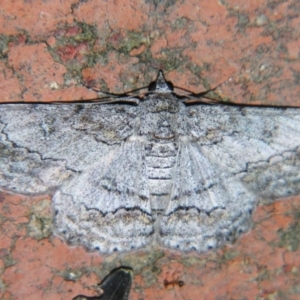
(160, 105, 300, 252)
(0, 103, 137, 193)
(54, 136, 153, 253)
(0, 103, 153, 252)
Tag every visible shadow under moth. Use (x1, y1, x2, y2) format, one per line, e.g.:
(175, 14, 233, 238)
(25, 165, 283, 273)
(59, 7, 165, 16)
(0, 71, 299, 253)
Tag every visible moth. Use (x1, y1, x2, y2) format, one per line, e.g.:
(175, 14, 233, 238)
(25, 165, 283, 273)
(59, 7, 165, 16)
(73, 267, 133, 300)
(0, 71, 299, 253)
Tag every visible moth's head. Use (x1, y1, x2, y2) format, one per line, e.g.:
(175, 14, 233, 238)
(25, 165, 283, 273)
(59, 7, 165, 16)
(148, 70, 173, 93)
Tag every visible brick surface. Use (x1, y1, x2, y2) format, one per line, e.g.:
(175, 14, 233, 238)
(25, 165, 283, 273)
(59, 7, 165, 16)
(0, 0, 299, 104)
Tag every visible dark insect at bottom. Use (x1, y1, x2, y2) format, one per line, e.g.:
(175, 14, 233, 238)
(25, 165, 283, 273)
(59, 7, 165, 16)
(72, 267, 133, 300)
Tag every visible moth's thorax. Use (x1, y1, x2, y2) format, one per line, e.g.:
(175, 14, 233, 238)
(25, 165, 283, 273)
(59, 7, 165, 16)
(140, 93, 185, 141)
(145, 93, 180, 113)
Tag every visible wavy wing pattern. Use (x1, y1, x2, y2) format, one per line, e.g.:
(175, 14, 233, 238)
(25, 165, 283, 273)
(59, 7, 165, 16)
(1, 86, 300, 253)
